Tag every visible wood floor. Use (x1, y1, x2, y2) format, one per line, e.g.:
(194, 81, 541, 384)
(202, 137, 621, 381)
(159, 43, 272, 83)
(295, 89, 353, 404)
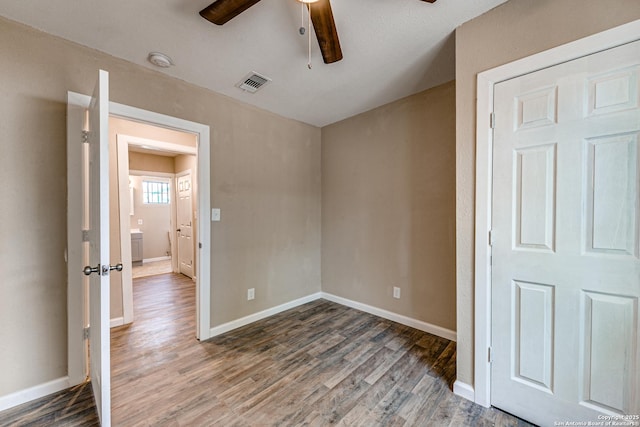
(0, 273, 533, 426)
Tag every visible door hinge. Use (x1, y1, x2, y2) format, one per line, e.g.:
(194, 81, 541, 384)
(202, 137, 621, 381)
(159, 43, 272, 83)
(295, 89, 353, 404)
(199, 242, 202, 249)
(490, 112, 496, 129)
(82, 130, 89, 144)
(488, 229, 494, 246)
(83, 327, 90, 340)
(488, 346, 492, 363)
(82, 230, 90, 242)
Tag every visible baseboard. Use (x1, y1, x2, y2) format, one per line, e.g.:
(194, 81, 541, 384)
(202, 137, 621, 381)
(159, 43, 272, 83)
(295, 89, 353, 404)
(209, 292, 323, 337)
(0, 377, 70, 412)
(453, 380, 475, 402)
(208, 291, 457, 343)
(143, 256, 171, 263)
(110, 317, 124, 328)
(320, 292, 457, 342)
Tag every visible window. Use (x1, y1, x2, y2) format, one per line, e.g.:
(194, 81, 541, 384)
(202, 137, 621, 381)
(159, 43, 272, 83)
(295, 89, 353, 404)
(143, 180, 170, 204)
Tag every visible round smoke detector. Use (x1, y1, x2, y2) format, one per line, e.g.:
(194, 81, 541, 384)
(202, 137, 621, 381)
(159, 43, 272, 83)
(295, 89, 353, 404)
(147, 52, 173, 68)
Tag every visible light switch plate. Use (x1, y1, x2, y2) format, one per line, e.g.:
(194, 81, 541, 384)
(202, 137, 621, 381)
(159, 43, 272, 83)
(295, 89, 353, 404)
(211, 208, 221, 222)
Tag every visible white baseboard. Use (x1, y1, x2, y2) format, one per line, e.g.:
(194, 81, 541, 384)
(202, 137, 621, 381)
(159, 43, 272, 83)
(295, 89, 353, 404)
(143, 256, 171, 263)
(453, 380, 475, 402)
(320, 292, 457, 342)
(208, 291, 457, 343)
(209, 292, 323, 337)
(110, 317, 124, 328)
(0, 377, 70, 412)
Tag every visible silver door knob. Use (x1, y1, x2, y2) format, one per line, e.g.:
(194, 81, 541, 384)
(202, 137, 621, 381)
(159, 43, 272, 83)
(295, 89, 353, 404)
(110, 264, 123, 272)
(83, 264, 100, 276)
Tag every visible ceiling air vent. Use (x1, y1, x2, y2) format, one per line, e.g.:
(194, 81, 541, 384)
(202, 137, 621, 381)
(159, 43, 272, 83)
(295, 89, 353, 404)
(236, 72, 271, 93)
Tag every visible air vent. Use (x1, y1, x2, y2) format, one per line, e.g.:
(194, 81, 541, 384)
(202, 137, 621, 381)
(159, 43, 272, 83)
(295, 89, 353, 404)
(236, 72, 271, 93)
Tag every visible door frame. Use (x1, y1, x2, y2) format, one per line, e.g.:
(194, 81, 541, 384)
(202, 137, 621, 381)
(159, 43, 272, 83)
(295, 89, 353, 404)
(67, 95, 212, 385)
(473, 19, 640, 407)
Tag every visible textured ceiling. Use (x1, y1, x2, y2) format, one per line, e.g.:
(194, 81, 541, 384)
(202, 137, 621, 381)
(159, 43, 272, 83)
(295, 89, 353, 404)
(0, 0, 507, 127)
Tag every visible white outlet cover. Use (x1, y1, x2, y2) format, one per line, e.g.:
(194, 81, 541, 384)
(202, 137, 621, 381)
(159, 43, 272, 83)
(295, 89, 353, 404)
(211, 208, 221, 222)
(393, 287, 401, 299)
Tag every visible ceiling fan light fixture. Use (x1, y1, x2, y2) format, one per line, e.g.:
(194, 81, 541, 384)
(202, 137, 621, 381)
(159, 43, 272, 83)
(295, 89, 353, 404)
(297, 0, 319, 3)
(147, 52, 174, 68)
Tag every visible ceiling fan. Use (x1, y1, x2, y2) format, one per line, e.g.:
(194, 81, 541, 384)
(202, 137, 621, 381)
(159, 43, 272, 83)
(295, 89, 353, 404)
(199, 0, 437, 65)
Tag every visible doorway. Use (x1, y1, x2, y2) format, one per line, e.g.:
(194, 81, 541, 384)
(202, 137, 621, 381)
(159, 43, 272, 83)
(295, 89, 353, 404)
(67, 93, 212, 390)
(112, 120, 198, 327)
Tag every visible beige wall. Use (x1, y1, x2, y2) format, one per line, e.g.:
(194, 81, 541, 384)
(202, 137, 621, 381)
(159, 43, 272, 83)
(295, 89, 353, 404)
(455, 0, 640, 387)
(322, 81, 456, 331)
(129, 175, 172, 259)
(0, 17, 321, 397)
(174, 154, 197, 175)
(128, 152, 175, 174)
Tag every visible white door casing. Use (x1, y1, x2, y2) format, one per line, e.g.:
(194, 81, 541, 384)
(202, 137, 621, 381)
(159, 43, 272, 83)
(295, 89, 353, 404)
(490, 41, 640, 425)
(177, 172, 194, 279)
(86, 69, 112, 426)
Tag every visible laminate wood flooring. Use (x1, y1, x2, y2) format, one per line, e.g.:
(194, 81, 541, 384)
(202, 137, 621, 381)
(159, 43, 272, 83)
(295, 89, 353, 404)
(0, 381, 99, 426)
(0, 273, 534, 426)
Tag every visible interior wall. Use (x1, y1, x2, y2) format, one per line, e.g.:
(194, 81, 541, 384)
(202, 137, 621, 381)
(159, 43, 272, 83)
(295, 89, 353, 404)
(455, 0, 640, 387)
(129, 152, 175, 174)
(0, 16, 321, 397)
(322, 81, 456, 331)
(129, 175, 172, 259)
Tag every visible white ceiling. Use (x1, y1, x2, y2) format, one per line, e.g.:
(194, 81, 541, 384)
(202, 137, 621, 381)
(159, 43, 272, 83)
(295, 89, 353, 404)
(0, 0, 507, 127)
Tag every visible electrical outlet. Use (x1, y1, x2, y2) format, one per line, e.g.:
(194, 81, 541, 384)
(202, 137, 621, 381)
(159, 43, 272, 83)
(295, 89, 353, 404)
(247, 288, 255, 300)
(393, 287, 401, 299)
(137, 219, 143, 225)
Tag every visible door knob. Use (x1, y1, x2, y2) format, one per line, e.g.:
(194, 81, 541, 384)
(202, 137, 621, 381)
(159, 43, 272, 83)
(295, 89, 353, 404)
(83, 263, 123, 276)
(83, 264, 100, 276)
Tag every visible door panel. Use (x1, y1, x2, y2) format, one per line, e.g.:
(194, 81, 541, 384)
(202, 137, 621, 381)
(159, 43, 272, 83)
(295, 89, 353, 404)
(491, 41, 640, 425)
(582, 291, 637, 413)
(86, 69, 111, 426)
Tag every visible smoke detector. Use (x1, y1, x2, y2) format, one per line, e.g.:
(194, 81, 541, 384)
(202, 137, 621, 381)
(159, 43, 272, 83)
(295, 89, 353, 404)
(236, 72, 271, 93)
(147, 52, 174, 68)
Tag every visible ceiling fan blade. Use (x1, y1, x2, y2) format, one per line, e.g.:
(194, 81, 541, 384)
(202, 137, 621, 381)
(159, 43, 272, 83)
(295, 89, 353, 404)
(310, 0, 343, 64)
(199, 0, 262, 25)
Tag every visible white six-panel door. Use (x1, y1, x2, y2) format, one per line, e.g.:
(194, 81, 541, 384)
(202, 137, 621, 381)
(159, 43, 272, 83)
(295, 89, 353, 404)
(491, 40, 640, 425)
(177, 173, 194, 279)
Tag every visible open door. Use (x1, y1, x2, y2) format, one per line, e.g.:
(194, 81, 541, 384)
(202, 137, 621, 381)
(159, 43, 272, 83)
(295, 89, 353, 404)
(83, 69, 117, 426)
